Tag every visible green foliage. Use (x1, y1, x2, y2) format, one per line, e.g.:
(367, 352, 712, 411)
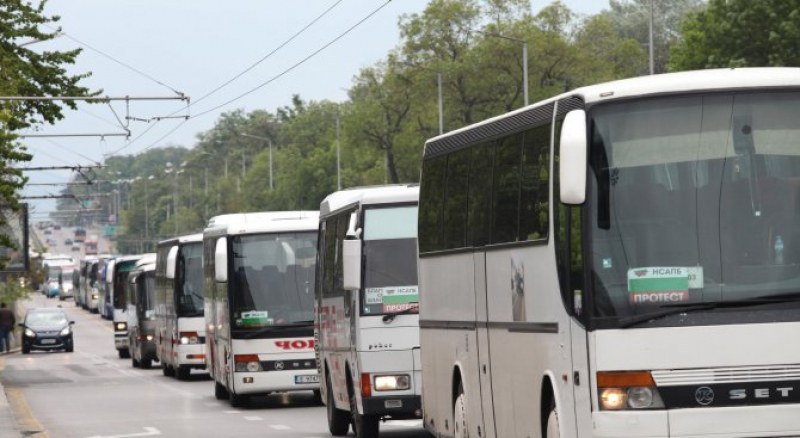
(0, 275, 31, 304)
(670, 0, 800, 70)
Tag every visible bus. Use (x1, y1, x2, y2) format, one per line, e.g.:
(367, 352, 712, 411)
(78, 256, 102, 312)
(127, 253, 157, 369)
(84, 235, 99, 255)
(155, 233, 205, 380)
(108, 255, 143, 358)
(316, 185, 421, 437)
(204, 211, 319, 407)
(417, 67, 800, 438)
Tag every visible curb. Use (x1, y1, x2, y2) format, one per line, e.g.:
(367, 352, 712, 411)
(0, 352, 21, 437)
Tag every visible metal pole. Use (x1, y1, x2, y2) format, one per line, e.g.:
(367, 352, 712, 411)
(269, 139, 274, 190)
(173, 174, 177, 234)
(189, 175, 193, 211)
(336, 114, 341, 190)
(649, 0, 655, 75)
(224, 158, 228, 178)
(522, 42, 529, 106)
(204, 167, 209, 219)
(437, 72, 443, 135)
(144, 180, 148, 240)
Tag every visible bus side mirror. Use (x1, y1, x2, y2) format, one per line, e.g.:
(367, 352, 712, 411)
(165, 246, 179, 279)
(214, 237, 228, 283)
(559, 109, 587, 205)
(342, 239, 362, 291)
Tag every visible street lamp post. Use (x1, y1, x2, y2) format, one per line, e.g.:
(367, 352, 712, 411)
(240, 133, 274, 190)
(476, 30, 528, 106)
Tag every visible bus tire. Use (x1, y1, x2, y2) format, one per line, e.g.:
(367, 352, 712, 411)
(326, 373, 349, 436)
(140, 358, 152, 369)
(544, 403, 560, 438)
(162, 364, 175, 377)
(132, 357, 140, 368)
(313, 389, 323, 406)
(454, 383, 468, 438)
(176, 365, 191, 380)
(229, 391, 248, 408)
(215, 381, 229, 400)
(118, 348, 130, 359)
(349, 379, 379, 438)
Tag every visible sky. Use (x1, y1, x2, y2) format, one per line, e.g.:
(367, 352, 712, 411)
(22, 0, 609, 218)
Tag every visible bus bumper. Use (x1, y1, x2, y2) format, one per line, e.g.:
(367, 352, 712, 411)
(114, 333, 128, 350)
(174, 343, 206, 368)
(232, 369, 319, 396)
(362, 394, 421, 419)
(593, 404, 800, 437)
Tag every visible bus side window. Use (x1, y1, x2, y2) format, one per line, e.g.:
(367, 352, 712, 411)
(419, 156, 447, 253)
(443, 148, 470, 249)
(519, 123, 551, 242)
(468, 143, 494, 247)
(492, 133, 524, 244)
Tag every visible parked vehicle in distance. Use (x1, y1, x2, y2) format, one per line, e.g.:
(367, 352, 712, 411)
(127, 254, 158, 369)
(20, 308, 75, 353)
(84, 235, 99, 255)
(155, 234, 206, 380)
(204, 211, 320, 407)
(316, 185, 421, 437)
(64, 238, 72, 245)
(74, 228, 86, 243)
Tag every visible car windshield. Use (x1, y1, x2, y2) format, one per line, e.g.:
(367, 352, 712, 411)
(27, 311, 68, 327)
(588, 91, 800, 328)
(361, 205, 419, 315)
(230, 232, 317, 328)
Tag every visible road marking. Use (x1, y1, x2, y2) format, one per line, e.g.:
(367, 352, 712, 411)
(85, 426, 161, 438)
(244, 416, 263, 421)
(6, 387, 47, 437)
(224, 410, 242, 414)
(269, 425, 291, 430)
(386, 420, 424, 428)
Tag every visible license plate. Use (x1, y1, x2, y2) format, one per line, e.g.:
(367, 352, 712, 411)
(41, 339, 56, 345)
(294, 374, 319, 384)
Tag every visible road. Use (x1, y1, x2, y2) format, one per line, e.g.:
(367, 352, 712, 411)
(0, 293, 429, 438)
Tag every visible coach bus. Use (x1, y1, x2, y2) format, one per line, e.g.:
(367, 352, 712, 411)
(155, 233, 205, 380)
(418, 67, 800, 438)
(316, 185, 421, 437)
(204, 211, 319, 407)
(108, 255, 143, 358)
(127, 253, 157, 369)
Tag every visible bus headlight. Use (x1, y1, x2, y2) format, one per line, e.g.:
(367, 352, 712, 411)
(374, 375, 411, 391)
(115, 322, 127, 331)
(234, 354, 262, 372)
(91, 294, 98, 300)
(597, 371, 664, 410)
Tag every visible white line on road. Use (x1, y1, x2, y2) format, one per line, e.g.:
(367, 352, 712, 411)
(85, 426, 161, 438)
(244, 416, 263, 421)
(269, 425, 291, 430)
(224, 410, 242, 414)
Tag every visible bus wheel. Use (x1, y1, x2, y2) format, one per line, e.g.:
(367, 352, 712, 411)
(140, 358, 152, 369)
(118, 348, 130, 359)
(215, 381, 229, 400)
(545, 403, 560, 438)
(349, 381, 379, 437)
(326, 374, 350, 436)
(162, 364, 175, 377)
(132, 357, 140, 368)
(229, 392, 249, 408)
(454, 383, 468, 438)
(176, 365, 191, 380)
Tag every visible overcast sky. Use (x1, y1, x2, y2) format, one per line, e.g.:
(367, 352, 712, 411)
(23, 0, 609, 217)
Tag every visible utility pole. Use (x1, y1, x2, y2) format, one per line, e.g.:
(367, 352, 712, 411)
(336, 113, 341, 190)
(649, 0, 655, 75)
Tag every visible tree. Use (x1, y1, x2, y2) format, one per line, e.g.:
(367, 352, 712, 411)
(670, 0, 800, 70)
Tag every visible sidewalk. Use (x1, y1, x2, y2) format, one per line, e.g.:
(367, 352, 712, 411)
(0, 347, 22, 437)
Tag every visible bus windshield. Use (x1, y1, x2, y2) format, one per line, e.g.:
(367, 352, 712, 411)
(588, 91, 800, 327)
(177, 243, 204, 317)
(230, 232, 317, 329)
(113, 260, 139, 309)
(362, 205, 419, 315)
(139, 271, 156, 320)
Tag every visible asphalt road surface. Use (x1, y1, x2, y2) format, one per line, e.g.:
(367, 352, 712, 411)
(1, 293, 429, 438)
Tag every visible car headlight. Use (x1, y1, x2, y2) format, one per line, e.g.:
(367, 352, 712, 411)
(60, 326, 71, 336)
(597, 371, 665, 410)
(24, 328, 35, 338)
(374, 374, 411, 391)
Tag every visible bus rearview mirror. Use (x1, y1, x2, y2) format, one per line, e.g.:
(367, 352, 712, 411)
(342, 239, 361, 291)
(165, 246, 179, 279)
(559, 109, 587, 205)
(214, 237, 228, 283)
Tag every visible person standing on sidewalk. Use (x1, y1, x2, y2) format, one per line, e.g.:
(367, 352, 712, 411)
(0, 302, 15, 353)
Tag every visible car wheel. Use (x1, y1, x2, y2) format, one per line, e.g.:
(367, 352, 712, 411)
(22, 345, 30, 354)
(349, 377, 379, 437)
(326, 373, 350, 436)
(214, 381, 229, 400)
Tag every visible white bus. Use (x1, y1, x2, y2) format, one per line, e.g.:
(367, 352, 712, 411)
(127, 253, 158, 369)
(204, 211, 319, 407)
(418, 67, 800, 438)
(155, 233, 206, 380)
(316, 185, 421, 437)
(109, 255, 143, 359)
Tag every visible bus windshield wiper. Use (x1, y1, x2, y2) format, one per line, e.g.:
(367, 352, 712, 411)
(619, 292, 800, 328)
(382, 305, 419, 323)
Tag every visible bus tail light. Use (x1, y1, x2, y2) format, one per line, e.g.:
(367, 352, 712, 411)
(597, 371, 664, 410)
(234, 354, 263, 372)
(179, 331, 199, 345)
(361, 373, 372, 398)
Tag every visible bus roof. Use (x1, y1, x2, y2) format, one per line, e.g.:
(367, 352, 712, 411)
(134, 253, 156, 269)
(424, 67, 800, 152)
(319, 184, 419, 217)
(157, 233, 203, 248)
(204, 211, 319, 237)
